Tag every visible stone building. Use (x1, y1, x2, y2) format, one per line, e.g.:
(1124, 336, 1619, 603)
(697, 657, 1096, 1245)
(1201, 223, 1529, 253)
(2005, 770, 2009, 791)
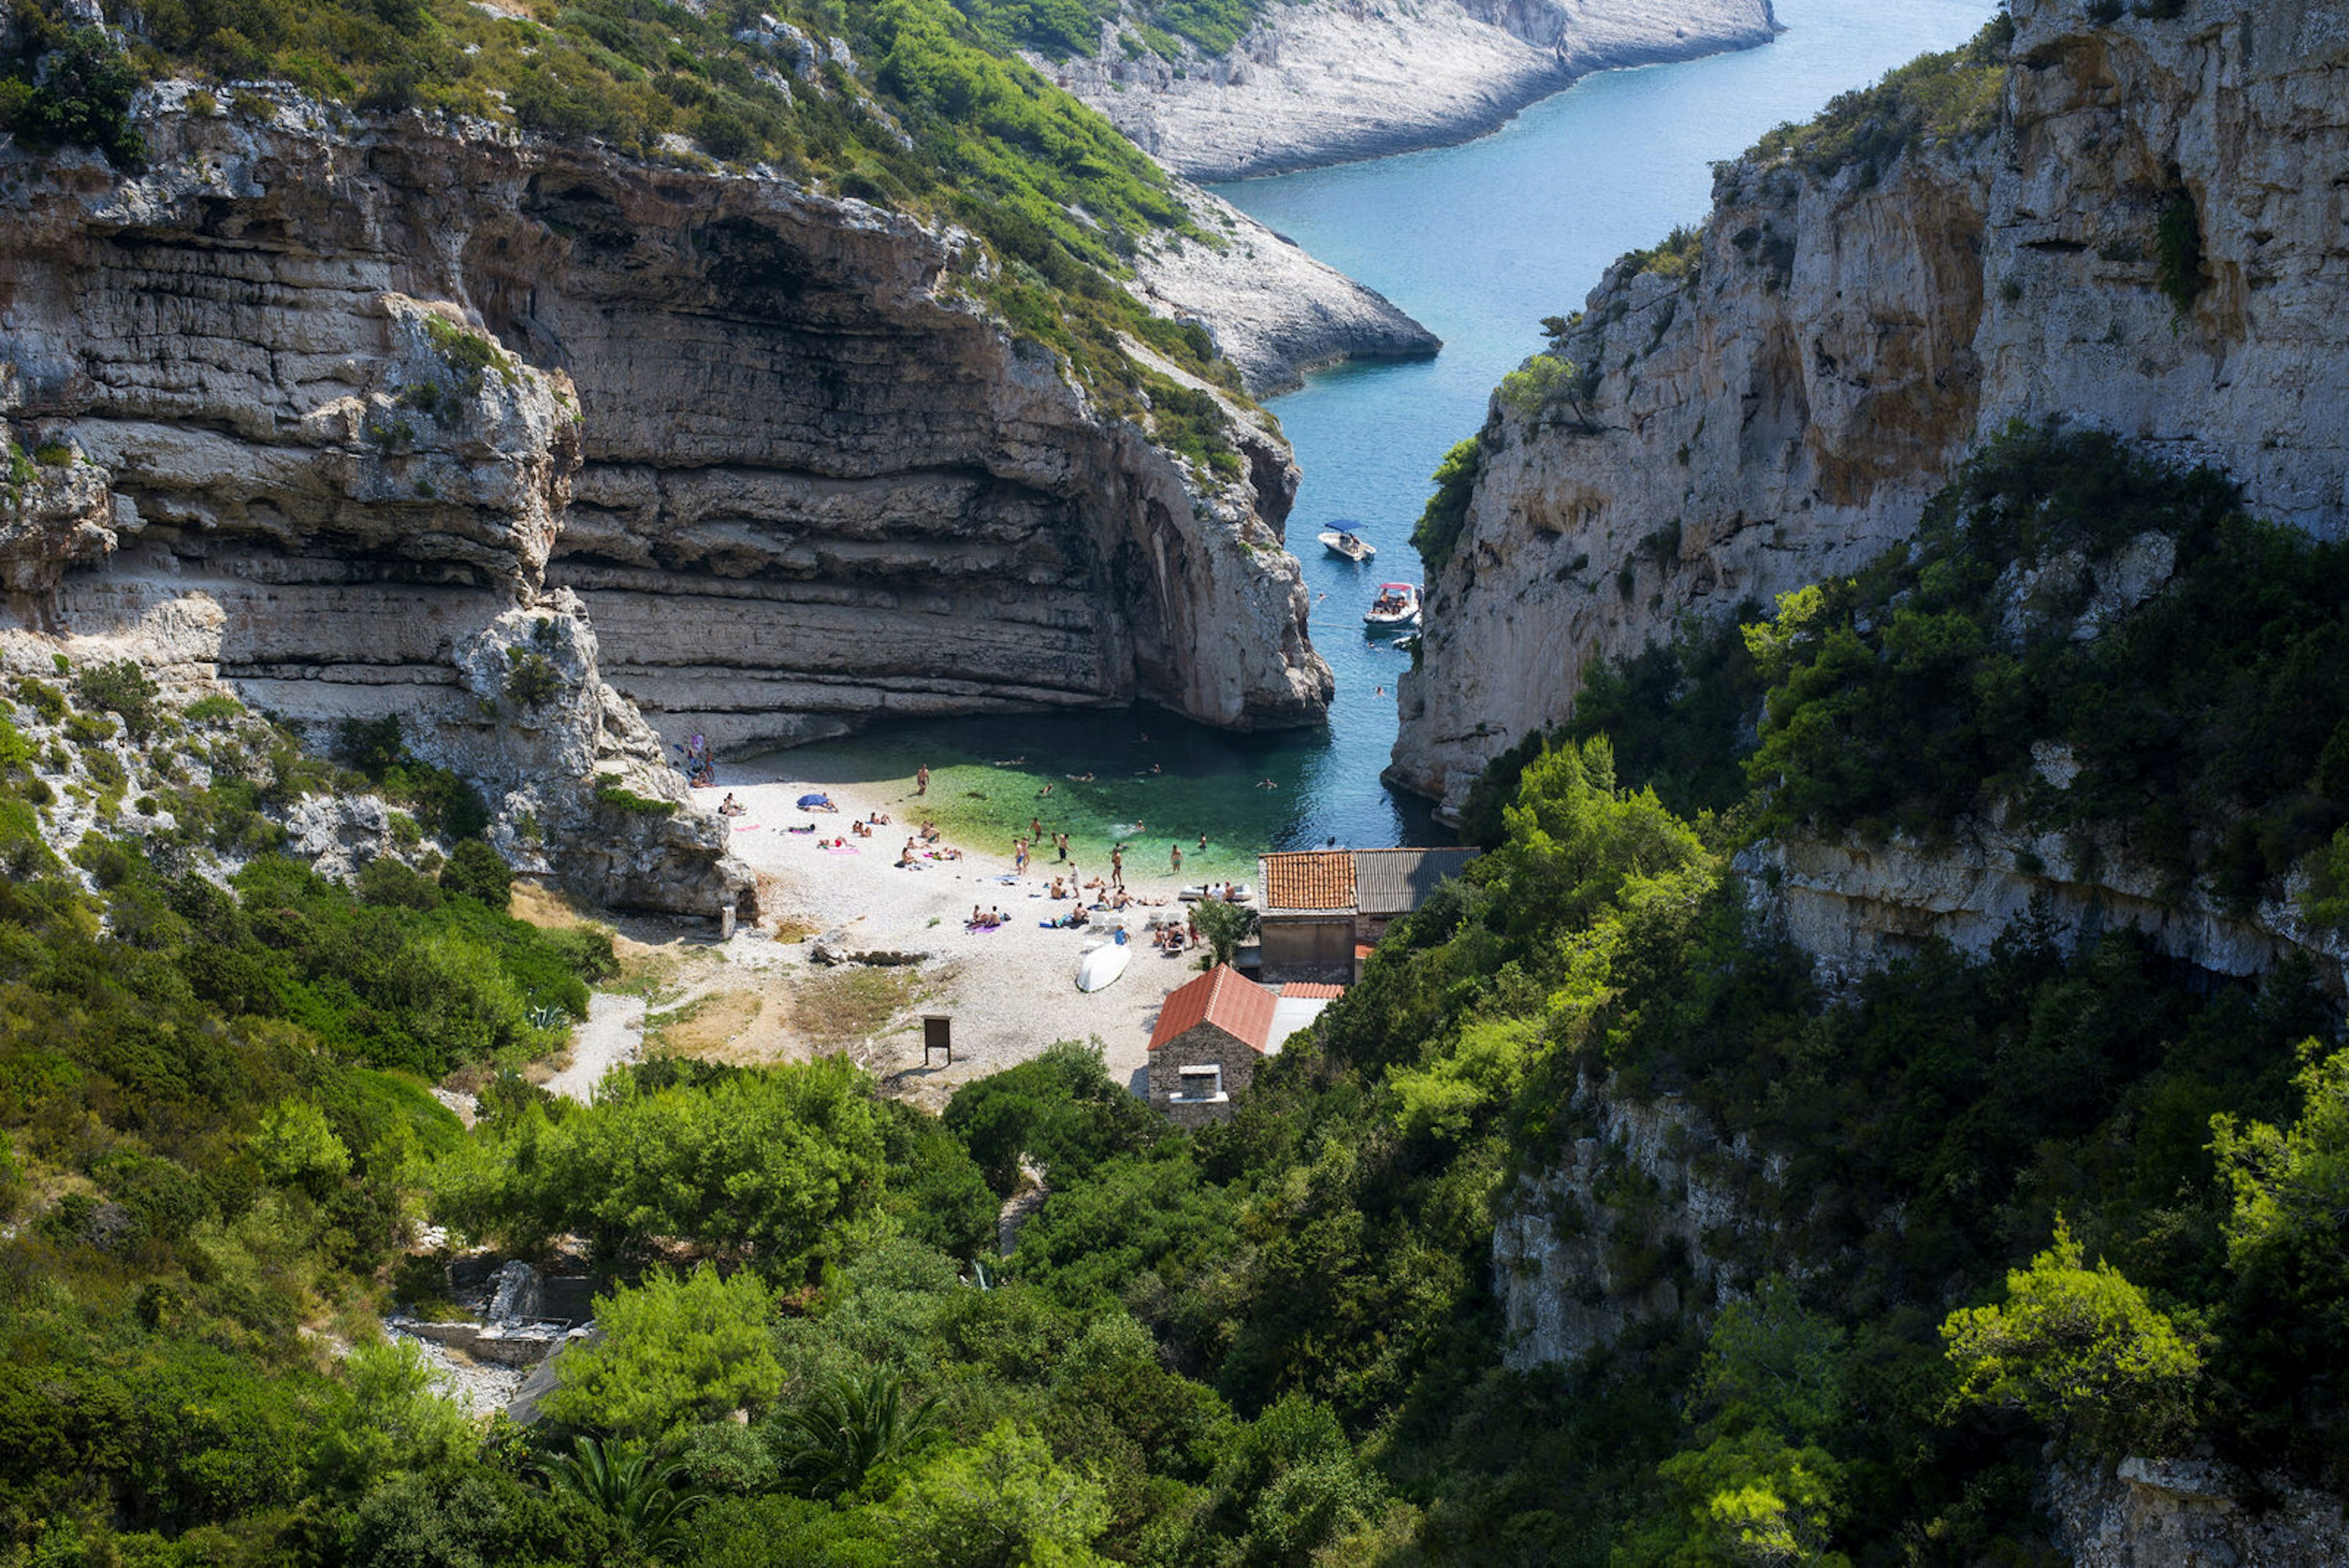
(1256, 846, 1478, 981)
(1147, 965, 1346, 1124)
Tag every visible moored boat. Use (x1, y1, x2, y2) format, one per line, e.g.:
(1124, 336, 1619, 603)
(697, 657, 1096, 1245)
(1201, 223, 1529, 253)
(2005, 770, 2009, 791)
(1364, 582, 1421, 630)
(1316, 527, 1376, 562)
(1076, 928, 1132, 992)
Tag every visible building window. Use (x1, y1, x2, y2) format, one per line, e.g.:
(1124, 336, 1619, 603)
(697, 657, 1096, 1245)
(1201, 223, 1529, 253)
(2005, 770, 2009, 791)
(1173, 1064, 1223, 1101)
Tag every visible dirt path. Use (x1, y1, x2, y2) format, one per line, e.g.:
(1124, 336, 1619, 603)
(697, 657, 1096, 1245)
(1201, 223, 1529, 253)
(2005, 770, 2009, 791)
(543, 993, 646, 1104)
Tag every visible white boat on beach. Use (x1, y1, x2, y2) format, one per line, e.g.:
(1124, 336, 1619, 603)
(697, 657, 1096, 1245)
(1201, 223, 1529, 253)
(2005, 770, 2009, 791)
(1365, 582, 1422, 630)
(1317, 528, 1375, 562)
(1076, 929, 1132, 992)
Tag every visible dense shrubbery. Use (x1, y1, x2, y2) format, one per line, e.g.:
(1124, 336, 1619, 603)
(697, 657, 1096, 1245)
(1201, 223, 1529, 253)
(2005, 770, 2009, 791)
(1742, 423, 2349, 912)
(1751, 12, 2010, 183)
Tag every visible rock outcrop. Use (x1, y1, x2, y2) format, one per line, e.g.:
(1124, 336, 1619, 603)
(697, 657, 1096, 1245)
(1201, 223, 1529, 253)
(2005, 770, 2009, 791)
(1746, 819, 2349, 997)
(1132, 182, 1441, 395)
(2047, 1457, 2349, 1568)
(1, 85, 1337, 909)
(1392, 0, 2349, 819)
(1047, 0, 1779, 180)
(1493, 1078, 1779, 1369)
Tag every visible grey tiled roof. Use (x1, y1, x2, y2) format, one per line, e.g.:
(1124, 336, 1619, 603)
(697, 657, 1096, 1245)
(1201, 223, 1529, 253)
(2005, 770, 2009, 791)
(1350, 847, 1479, 916)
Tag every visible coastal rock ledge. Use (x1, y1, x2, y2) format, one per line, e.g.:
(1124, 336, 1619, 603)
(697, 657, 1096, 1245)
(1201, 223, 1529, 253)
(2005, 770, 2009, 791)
(1047, 0, 1780, 181)
(0, 93, 1336, 822)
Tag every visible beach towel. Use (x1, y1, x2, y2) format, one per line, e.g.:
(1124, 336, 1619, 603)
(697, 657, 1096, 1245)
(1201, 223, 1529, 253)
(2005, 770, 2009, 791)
(733, 823, 762, 833)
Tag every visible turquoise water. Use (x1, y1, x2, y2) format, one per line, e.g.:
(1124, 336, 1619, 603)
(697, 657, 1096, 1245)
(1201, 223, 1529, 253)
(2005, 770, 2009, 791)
(768, 0, 1996, 861)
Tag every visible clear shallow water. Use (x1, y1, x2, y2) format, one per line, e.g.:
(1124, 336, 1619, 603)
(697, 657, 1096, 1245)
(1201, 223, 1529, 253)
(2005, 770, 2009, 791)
(763, 0, 1995, 864)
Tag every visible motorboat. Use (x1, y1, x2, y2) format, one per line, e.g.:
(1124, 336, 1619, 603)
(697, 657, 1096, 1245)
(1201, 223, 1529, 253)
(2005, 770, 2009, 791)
(1364, 582, 1422, 630)
(1316, 527, 1375, 562)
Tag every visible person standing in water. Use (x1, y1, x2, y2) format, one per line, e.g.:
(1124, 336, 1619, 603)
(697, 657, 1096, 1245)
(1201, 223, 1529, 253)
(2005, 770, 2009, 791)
(1055, 831, 1069, 863)
(1170, 842, 1182, 874)
(915, 764, 930, 797)
(1110, 844, 1124, 891)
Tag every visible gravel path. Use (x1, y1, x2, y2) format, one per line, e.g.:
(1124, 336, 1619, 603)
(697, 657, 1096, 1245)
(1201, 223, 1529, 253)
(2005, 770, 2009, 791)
(543, 993, 647, 1104)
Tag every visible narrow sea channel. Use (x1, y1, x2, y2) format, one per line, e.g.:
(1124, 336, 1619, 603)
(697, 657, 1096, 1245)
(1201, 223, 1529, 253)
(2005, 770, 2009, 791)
(763, 0, 1995, 872)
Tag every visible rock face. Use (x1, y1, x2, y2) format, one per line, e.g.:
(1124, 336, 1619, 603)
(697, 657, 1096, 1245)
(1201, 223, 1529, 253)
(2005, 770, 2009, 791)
(1493, 1079, 1779, 1369)
(1132, 182, 1441, 395)
(0, 86, 1335, 909)
(1047, 0, 1779, 180)
(2047, 1457, 2349, 1568)
(1746, 819, 2349, 997)
(1392, 0, 2349, 819)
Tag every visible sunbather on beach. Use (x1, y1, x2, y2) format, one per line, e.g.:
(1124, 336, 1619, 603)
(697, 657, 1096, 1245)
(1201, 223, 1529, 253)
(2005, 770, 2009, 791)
(899, 840, 919, 867)
(718, 792, 746, 817)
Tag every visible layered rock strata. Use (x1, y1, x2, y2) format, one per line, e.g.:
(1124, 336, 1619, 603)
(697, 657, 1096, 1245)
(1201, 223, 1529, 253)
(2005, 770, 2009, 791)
(1047, 0, 1779, 180)
(1, 87, 1336, 910)
(1393, 0, 2349, 818)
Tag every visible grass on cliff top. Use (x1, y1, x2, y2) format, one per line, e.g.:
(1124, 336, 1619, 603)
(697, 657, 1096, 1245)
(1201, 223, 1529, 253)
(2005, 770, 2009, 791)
(1750, 10, 2011, 184)
(2, 0, 1254, 415)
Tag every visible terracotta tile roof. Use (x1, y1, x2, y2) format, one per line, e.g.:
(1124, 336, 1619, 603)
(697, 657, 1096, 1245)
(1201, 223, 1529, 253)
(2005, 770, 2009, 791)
(1278, 983, 1346, 1000)
(1352, 847, 1480, 916)
(1259, 850, 1356, 912)
(1149, 964, 1278, 1053)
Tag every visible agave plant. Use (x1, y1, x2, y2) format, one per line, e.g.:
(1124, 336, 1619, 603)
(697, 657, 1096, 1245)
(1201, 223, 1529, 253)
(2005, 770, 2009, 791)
(770, 1365, 941, 1499)
(538, 1433, 711, 1558)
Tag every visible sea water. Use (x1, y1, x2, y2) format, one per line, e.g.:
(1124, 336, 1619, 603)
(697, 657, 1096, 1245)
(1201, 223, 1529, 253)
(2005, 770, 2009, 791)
(757, 0, 1997, 872)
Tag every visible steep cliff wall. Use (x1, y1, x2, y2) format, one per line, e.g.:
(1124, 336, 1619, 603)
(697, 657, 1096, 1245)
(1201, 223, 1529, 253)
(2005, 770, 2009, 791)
(0, 89, 1335, 782)
(1393, 0, 2349, 817)
(1047, 0, 1778, 180)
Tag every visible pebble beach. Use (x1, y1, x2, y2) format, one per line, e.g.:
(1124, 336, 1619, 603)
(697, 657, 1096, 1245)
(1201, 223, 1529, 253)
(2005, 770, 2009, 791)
(713, 762, 1237, 1103)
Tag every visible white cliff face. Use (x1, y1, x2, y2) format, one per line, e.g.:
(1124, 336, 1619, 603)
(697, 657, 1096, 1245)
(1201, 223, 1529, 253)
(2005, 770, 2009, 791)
(1393, 0, 2349, 817)
(1045, 0, 1779, 180)
(0, 88, 1334, 844)
(1130, 183, 1441, 395)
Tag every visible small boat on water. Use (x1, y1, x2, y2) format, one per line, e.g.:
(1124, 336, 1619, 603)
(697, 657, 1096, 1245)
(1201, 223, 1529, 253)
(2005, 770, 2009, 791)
(1317, 527, 1376, 562)
(1365, 582, 1422, 631)
(1076, 927, 1132, 992)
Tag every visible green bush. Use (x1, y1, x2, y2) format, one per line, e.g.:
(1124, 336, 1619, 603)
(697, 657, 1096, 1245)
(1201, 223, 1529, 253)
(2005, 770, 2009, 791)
(1411, 435, 1481, 571)
(440, 839, 514, 909)
(73, 660, 164, 740)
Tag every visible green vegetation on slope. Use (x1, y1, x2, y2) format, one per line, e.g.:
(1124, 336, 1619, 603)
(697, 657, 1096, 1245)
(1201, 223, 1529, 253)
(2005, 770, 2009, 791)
(7, 429, 2347, 1564)
(0, 0, 1256, 425)
(1750, 11, 2010, 184)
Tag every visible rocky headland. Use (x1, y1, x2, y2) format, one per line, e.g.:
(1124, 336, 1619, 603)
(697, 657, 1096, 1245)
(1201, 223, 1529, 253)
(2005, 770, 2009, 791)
(0, 89, 1360, 907)
(1045, 0, 1779, 180)
(1392, 0, 2349, 819)
(1132, 182, 1441, 393)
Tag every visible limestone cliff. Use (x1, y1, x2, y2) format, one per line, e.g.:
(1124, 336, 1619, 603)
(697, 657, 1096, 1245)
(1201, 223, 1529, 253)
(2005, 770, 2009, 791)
(1046, 0, 1779, 180)
(1, 86, 1337, 908)
(1131, 183, 1441, 395)
(1393, 0, 2349, 818)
